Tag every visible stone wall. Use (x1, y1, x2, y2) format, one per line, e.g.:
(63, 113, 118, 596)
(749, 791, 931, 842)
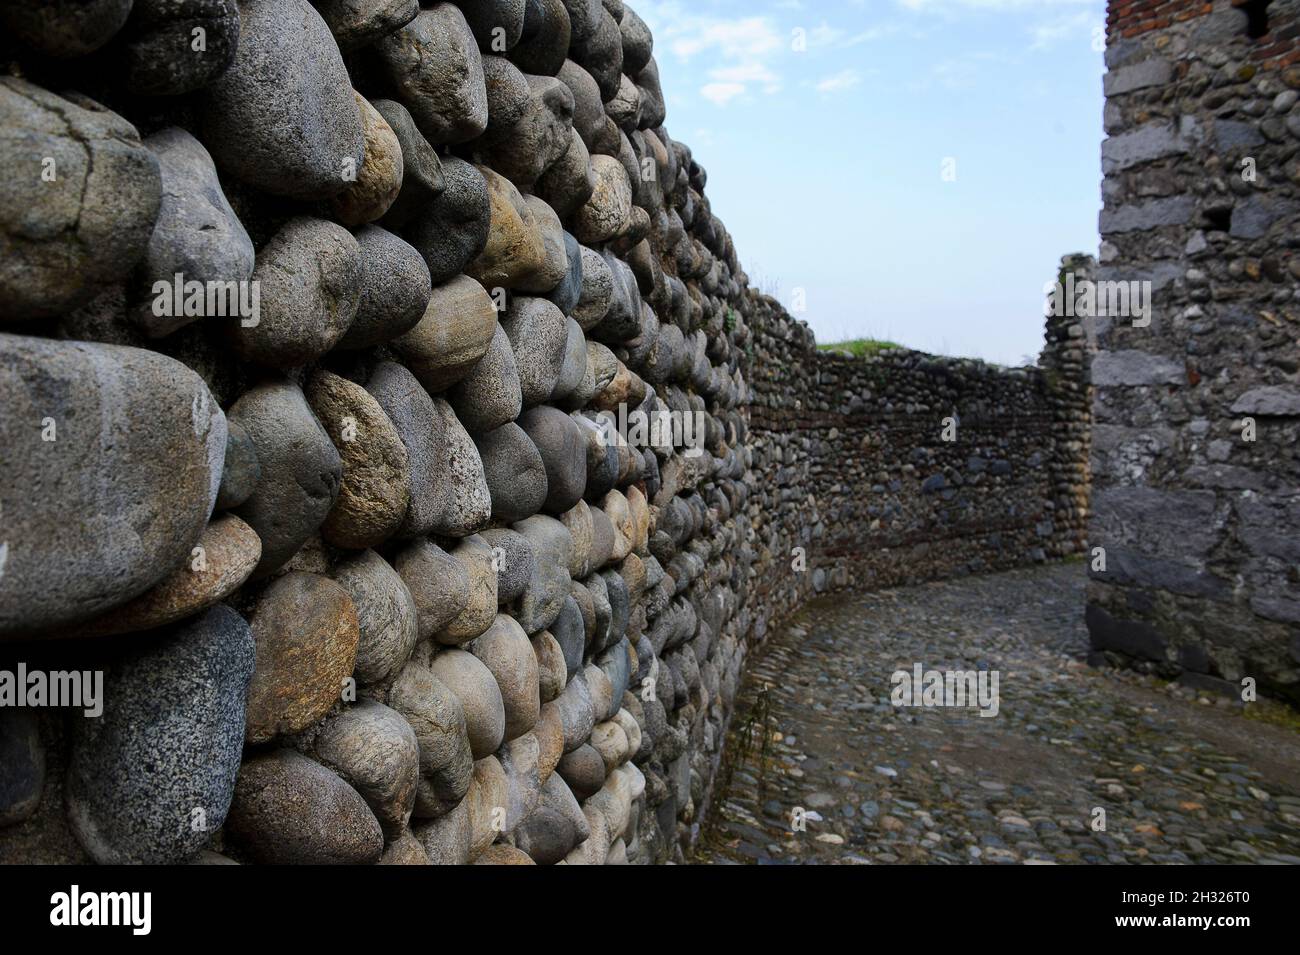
(0, 0, 1091, 866)
(1089, 0, 1300, 704)
(0, 0, 761, 866)
(738, 285, 1092, 655)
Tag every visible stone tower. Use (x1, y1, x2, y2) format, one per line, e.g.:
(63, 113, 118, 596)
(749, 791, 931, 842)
(1088, 0, 1300, 702)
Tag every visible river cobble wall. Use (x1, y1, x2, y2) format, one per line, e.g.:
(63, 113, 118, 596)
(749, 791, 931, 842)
(741, 288, 1092, 652)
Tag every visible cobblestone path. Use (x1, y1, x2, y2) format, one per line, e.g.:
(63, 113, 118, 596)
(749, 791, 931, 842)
(694, 563, 1300, 865)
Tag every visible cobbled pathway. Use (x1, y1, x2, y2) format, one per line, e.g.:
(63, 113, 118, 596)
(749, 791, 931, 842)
(694, 563, 1300, 865)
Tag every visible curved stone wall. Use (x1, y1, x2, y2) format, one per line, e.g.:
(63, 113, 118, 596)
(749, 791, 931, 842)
(741, 285, 1092, 655)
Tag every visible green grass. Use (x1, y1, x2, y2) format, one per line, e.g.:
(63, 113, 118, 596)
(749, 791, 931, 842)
(816, 338, 903, 358)
(1243, 699, 1300, 733)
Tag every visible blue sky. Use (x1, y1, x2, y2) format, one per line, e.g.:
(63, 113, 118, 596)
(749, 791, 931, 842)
(636, 0, 1107, 366)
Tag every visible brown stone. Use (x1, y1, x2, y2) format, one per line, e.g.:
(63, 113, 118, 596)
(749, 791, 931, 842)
(436, 535, 498, 645)
(534, 699, 564, 783)
(473, 844, 535, 864)
(464, 165, 547, 289)
(390, 274, 499, 394)
(306, 369, 410, 550)
(601, 489, 634, 561)
(573, 154, 631, 244)
(380, 828, 431, 864)
(226, 749, 383, 864)
(244, 572, 360, 744)
(330, 92, 404, 226)
(626, 484, 650, 553)
(75, 515, 261, 637)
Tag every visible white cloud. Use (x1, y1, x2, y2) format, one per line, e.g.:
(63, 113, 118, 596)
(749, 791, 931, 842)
(700, 82, 747, 106)
(928, 50, 1000, 88)
(1029, 10, 1101, 50)
(638, 1, 788, 106)
(815, 69, 862, 93)
(711, 62, 773, 84)
(662, 14, 784, 61)
(711, 61, 782, 90)
(795, 20, 896, 49)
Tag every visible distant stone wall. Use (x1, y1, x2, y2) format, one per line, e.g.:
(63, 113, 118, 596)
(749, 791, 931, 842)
(1090, 0, 1300, 703)
(739, 286, 1091, 650)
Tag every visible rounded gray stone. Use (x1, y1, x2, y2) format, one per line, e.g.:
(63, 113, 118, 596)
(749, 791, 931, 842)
(1, 0, 133, 57)
(429, 649, 506, 759)
(501, 296, 569, 406)
(229, 380, 341, 577)
(474, 62, 575, 189)
(215, 420, 261, 512)
(572, 244, 613, 329)
(547, 232, 584, 314)
(65, 605, 256, 864)
(393, 539, 470, 640)
(396, 156, 490, 284)
(0, 79, 162, 322)
(313, 0, 418, 50)
(619, 5, 652, 74)
(509, 0, 570, 76)
(372, 98, 446, 229)
(478, 527, 535, 604)
(389, 660, 474, 818)
(0, 334, 226, 637)
(449, 322, 524, 434)
(456, 0, 525, 50)
(198, 0, 365, 200)
(371, 4, 488, 144)
(334, 225, 432, 350)
(330, 550, 419, 686)
(474, 421, 549, 523)
(471, 614, 540, 740)
(229, 217, 361, 368)
(367, 362, 491, 538)
(313, 700, 420, 840)
(514, 772, 589, 863)
(518, 405, 587, 514)
(227, 749, 383, 864)
(570, 6, 622, 100)
(121, 0, 241, 95)
(551, 594, 585, 679)
(511, 515, 574, 633)
(536, 126, 595, 219)
(557, 57, 605, 149)
(132, 127, 254, 338)
(556, 743, 604, 799)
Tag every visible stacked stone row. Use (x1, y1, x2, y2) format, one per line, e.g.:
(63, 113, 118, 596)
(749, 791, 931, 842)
(0, 0, 755, 864)
(1041, 253, 1095, 560)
